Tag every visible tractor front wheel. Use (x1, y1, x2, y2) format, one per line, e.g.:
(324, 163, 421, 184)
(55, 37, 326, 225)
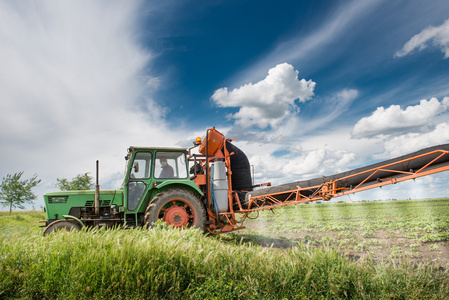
(43, 219, 81, 235)
(144, 188, 206, 231)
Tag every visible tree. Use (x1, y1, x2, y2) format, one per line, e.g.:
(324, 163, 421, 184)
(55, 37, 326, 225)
(0, 172, 41, 213)
(56, 173, 94, 191)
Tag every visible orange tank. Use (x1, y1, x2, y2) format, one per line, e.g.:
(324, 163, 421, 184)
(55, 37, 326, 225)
(199, 128, 225, 156)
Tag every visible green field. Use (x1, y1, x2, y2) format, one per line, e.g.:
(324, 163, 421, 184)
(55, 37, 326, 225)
(236, 198, 449, 269)
(1, 199, 449, 299)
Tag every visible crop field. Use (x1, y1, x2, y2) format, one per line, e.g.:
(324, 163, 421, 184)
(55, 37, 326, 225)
(1, 199, 449, 299)
(235, 198, 449, 269)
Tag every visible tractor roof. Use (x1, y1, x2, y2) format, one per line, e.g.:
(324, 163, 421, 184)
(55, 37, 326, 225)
(128, 146, 187, 152)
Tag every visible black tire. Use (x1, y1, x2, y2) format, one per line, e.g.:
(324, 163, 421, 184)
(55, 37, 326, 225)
(43, 219, 81, 235)
(145, 188, 206, 231)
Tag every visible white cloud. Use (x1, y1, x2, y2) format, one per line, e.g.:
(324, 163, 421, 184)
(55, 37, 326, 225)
(231, 126, 361, 188)
(395, 18, 449, 58)
(282, 148, 356, 177)
(351, 97, 449, 138)
(351, 96, 449, 168)
(247, 146, 358, 189)
(0, 0, 192, 208)
(211, 63, 315, 129)
(376, 122, 449, 158)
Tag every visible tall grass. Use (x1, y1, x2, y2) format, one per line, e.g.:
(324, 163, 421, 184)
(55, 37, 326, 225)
(0, 212, 448, 299)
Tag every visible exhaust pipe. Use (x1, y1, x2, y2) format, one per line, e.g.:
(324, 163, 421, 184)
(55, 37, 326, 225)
(95, 160, 100, 215)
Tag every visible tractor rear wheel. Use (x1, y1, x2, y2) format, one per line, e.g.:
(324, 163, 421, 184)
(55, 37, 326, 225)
(144, 188, 206, 231)
(43, 219, 81, 235)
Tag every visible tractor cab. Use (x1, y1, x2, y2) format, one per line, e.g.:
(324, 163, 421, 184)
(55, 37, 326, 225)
(123, 147, 190, 214)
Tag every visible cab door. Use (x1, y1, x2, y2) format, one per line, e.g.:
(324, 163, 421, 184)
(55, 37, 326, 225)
(126, 151, 153, 212)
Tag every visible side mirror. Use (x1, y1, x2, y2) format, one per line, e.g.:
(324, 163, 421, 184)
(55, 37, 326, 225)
(133, 161, 140, 173)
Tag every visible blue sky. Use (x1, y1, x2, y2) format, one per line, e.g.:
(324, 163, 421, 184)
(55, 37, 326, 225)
(1, 0, 449, 209)
(146, 0, 449, 127)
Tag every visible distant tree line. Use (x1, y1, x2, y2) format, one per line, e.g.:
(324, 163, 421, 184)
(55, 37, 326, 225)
(56, 173, 94, 191)
(0, 172, 93, 213)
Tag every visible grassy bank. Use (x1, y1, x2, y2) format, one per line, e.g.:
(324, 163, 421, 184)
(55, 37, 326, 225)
(1, 208, 449, 299)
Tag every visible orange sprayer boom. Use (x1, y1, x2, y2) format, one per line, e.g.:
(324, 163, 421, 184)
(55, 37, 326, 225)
(246, 147, 449, 210)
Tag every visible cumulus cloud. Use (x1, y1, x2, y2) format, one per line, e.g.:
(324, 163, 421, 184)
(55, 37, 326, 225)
(211, 63, 315, 129)
(351, 97, 449, 138)
(239, 133, 357, 186)
(395, 18, 449, 58)
(282, 148, 356, 177)
(376, 122, 449, 158)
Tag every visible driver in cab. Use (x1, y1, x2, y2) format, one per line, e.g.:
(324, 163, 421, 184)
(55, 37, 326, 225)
(159, 157, 174, 178)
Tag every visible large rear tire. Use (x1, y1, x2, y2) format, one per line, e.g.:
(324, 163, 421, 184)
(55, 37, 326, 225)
(43, 219, 81, 235)
(144, 188, 206, 231)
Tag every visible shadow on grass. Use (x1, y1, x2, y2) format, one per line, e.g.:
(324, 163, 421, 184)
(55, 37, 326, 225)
(218, 232, 301, 248)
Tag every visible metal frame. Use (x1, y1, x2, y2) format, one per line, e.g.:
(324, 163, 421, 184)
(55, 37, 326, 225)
(240, 149, 449, 213)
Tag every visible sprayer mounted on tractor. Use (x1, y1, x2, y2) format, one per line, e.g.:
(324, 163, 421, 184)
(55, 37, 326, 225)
(42, 128, 449, 234)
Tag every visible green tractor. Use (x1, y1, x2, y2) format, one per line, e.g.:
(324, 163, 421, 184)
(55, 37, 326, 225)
(43, 146, 206, 234)
(43, 128, 260, 234)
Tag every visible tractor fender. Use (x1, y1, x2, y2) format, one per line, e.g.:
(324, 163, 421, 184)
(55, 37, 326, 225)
(154, 180, 204, 197)
(62, 215, 85, 228)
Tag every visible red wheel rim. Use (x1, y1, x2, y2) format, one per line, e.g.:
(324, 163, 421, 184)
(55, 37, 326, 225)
(159, 198, 197, 228)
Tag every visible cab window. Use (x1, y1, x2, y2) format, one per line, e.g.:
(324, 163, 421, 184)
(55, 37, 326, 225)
(130, 152, 152, 179)
(155, 152, 187, 179)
